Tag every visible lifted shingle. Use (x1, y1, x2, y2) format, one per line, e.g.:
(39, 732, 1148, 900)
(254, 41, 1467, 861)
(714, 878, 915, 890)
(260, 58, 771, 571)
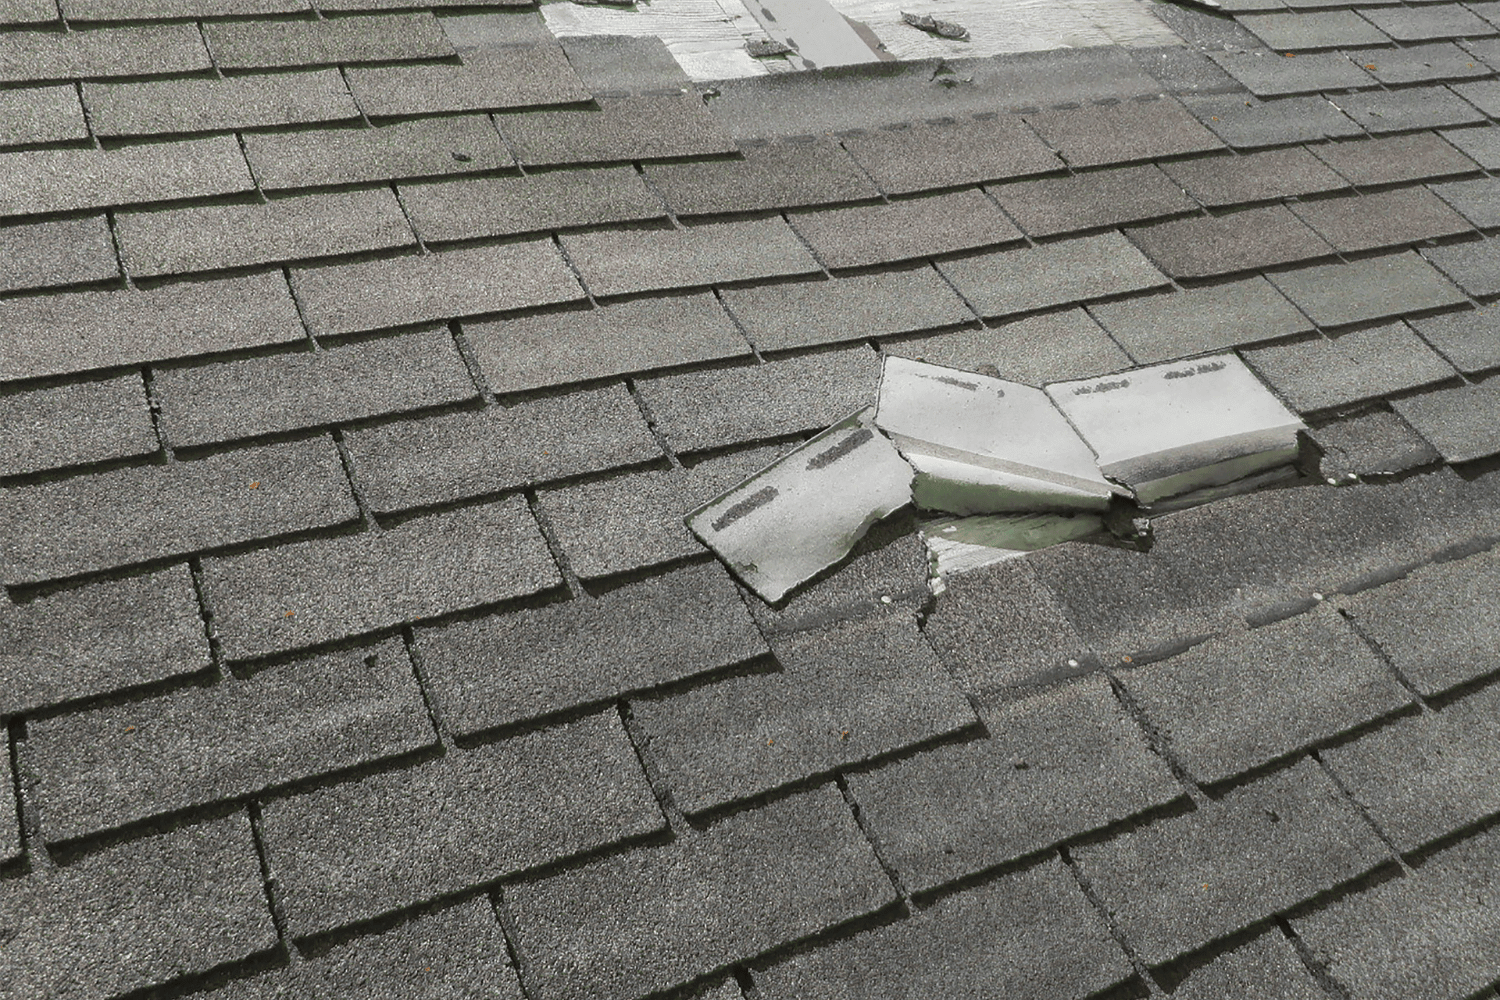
(1312, 408, 1442, 478)
(260, 711, 663, 938)
(84, 69, 361, 138)
(936, 232, 1168, 319)
(789, 189, 1021, 270)
(244, 116, 514, 190)
(399, 166, 664, 244)
(1, 373, 156, 476)
(987, 163, 1195, 237)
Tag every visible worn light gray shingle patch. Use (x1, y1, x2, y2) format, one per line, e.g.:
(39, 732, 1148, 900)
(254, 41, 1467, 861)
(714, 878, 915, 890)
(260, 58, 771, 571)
(847, 675, 1179, 895)
(498, 93, 735, 166)
(1117, 611, 1411, 785)
(560, 217, 818, 299)
(243, 116, 514, 190)
(644, 137, 878, 217)
(788, 189, 1020, 270)
(399, 166, 662, 244)
(260, 711, 663, 937)
(1392, 380, 1500, 462)
(0, 84, 87, 146)
(0, 271, 303, 383)
(936, 232, 1169, 319)
(0, 437, 357, 584)
(754, 857, 1134, 1000)
(721, 268, 972, 352)
(1267, 252, 1467, 328)
(155, 328, 475, 448)
(507, 784, 895, 1000)
(885, 307, 1131, 386)
(116, 188, 414, 277)
(1209, 49, 1376, 96)
(346, 44, 588, 116)
(0, 566, 208, 717)
(987, 163, 1195, 238)
(1312, 408, 1442, 478)
(1125, 204, 1333, 279)
(839, 116, 1062, 195)
(634, 613, 976, 815)
(1023, 97, 1224, 167)
(1409, 307, 1500, 373)
(0, 135, 255, 219)
(30, 637, 435, 843)
(419, 562, 766, 737)
(1088, 278, 1312, 365)
(1289, 187, 1473, 254)
(0, 814, 276, 1000)
(0, 215, 117, 294)
(1243, 322, 1458, 413)
(1182, 92, 1362, 148)
(204, 496, 560, 662)
(203, 11, 454, 69)
(1159, 147, 1346, 206)
(635, 346, 880, 454)
(1420, 239, 1500, 297)
(1, 374, 156, 476)
(1074, 759, 1387, 966)
(0, 23, 209, 83)
(1330, 86, 1487, 133)
(291, 240, 583, 335)
(342, 385, 658, 514)
(1311, 132, 1479, 186)
(465, 292, 748, 396)
(84, 69, 360, 137)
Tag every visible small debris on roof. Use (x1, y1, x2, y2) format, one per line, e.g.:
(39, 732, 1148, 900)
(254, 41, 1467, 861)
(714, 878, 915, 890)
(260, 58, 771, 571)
(747, 38, 794, 57)
(901, 12, 970, 40)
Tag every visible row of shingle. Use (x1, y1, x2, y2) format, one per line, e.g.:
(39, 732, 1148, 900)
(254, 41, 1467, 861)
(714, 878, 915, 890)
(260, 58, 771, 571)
(0, 0, 534, 24)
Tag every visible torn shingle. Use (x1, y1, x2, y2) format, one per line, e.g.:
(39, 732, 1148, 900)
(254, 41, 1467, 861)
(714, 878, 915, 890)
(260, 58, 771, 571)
(1329, 85, 1487, 134)
(0, 24, 209, 83)
(644, 137, 879, 217)
(1243, 323, 1458, 414)
(0, 84, 87, 146)
(243, 116, 514, 190)
(788, 189, 1021, 270)
(417, 561, 766, 736)
(1409, 307, 1500, 373)
(0, 566, 209, 717)
(0, 272, 303, 383)
(1311, 132, 1479, 186)
(1023, 97, 1224, 168)
(845, 675, 1179, 894)
(1158, 147, 1347, 207)
(838, 116, 1062, 195)
(507, 785, 895, 1000)
(1289, 187, 1472, 254)
(341, 385, 659, 514)
(202, 12, 455, 69)
(688, 407, 913, 602)
(0, 815, 276, 1000)
(936, 232, 1169, 319)
(345, 44, 588, 116)
(259, 711, 663, 938)
(1125, 204, 1333, 279)
(987, 163, 1195, 238)
(1088, 277, 1312, 365)
(0, 437, 358, 585)
(1266, 252, 1466, 328)
(497, 93, 736, 167)
(1, 373, 156, 476)
(721, 268, 972, 353)
(634, 612, 976, 814)
(1311, 408, 1442, 478)
(885, 307, 1132, 386)
(84, 69, 361, 137)
(29, 636, 436, 843)
(1182, 92, 1362, 149)
(1392, 379, 1500, 462)
(0, 215, 118, 294)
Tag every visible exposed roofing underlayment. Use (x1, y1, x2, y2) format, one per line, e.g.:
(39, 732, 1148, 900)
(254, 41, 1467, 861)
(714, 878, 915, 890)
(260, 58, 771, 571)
(2, 1, 1500, 998)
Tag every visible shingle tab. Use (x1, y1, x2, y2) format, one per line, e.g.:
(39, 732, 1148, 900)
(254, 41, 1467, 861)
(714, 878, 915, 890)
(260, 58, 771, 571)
(1243, 323, 1457, 413)
(85, 69, 360, 137)
(0, 0, 60, 23)
(1169, 933, 1326, 1000)
(1, 373, 156, 476)
(498, 93, 736, 166)
(116, 188, 414, 278)
(342, 386, 658, 514)
(560, 218, 818, 299)
(399, 166, 663, 244)
(506, 785, 895, 1000)
(1074, 760, 1387, 966)
(1311, 132, 1479, 185)
(1023, 97, 1224, 168)
(419, 562, 766, 737)
(464, 292, 749, 395)
(1088, 278, 1312, 364)
(1267, 252, 1467, 328)
(1439, 124, 1500, 168)
(31, 637, 435, 843)
(155, 328, 475, 448)
(1321, 682, 1500, 851)
(1118, 611, 1411, 785)
(789, 189, 1020, 269)
(635, 347, 880, 454)
(754, 858, 1135, 1000)
(348, 44, 588, 117)
(936, 232, 1169, 319)
(62, 0, 306, 15)
(0, 271, 304, 383)
(885, 307, 1131, 386)
(1393, 380, 1500, 461)
(260, 711, 663, 938)
(1330, 86, 1487, 133)
(0, 135, 255, 220)
(839, 115, 1062, 194)
(0, 815, 276, 1000)
(721, 268, 972, 352)
(0, 84, 86, 146)
(244, 116, 514, 190)
(1125, 205, 1333, 279)
(1430, 175, 1500, 228)
(1159, 147, 1347, 207)
(1312, 408, 1441, 477)
(1209, 49, 1376, 96)
(0, 24, 209, 83)
(1360, 2, 1496, 40)
(0, 436, 357, 584)
(987, 164, 1195, 238)
(290, 240, 583, 336)
(0, 566, 209, 717)
(645, 137, 878, 216)
(204, 497, 561, 662)
(1182, 92, 1362, 148)
(1289, 188, 1473, 254)
(0, 215, 117, 293)
(1409, 306, 1500, 373)
(204, 12, 454, 69)
(635, 613, 976, 815)
(1237, 9, 1389, 49)
(847, 675, 1179, 894)
(1348, 41, 1491, 84)
(1421, 239, 1500, 297)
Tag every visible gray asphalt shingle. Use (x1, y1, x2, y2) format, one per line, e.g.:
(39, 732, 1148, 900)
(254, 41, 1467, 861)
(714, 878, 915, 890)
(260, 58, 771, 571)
(1158, 146, 1347, 206)
(1022, 96, 1225, 167)
(1360, 2, 1497, 40)
(936, 231, 1168, 318)
(1393, 380, 1500, 461)
(84, 69, 360, 137)
(1347, 41, 1491, 85)
(1330, 86, 1488, 133)
(885, 307, 1132, 386)
(243, 116, 515, 190)
(345, 44, 588, 116)
(1312, 408, 1443, 478)
(1267, 253, 1467, 328)
(644, 137, 879, 216)
(1125, 204, 1334, 279)
(0, 23, 209, 83)
(203, 11, 454, 68)
(1235, 9, 1390, 48)
(1430, 175, 1500, 228)
(1243, 323, 1458, 413)
(0, 84, 87, 146)
(788, 189, 1021, 269)
(0, 374, 156, 476)
(1310, 132, 1479, 185)
(1289, 187, 1473, 255)
(498, 93, 736, 166)
(1420, 239, 1500, 297)
(986, 163, 1195, 237)
(1168, 933, 1326, 999)
(0, 215, 118, 294)
(1209, 49, 1376, 96)
(1087, 277, 1313, 364)
(1409, 307, 1500, 373)
(1182, 93, 1362, 148)
(839, 115, 1062, 194)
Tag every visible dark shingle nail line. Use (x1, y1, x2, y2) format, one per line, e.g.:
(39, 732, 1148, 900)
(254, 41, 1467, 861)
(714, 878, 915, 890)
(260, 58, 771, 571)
(1060, 845, 1166, 997)
(1307, 748, 1414, 873)
(526, 490, 584, 599)
(1276, 916, 1355, 999)
(711, 287, 765, 362)
(488, 113, 526, 177)
(401, 626, 450, 749)
(1106, 672, 1209, 806)
(9, 719, 53, 873)
(330, 430, 379, 531)
(1334, 605, 1433, 710)
(139, 365, 174, 461)
(836, 775, 911, 903)
(624, 377, 683, 469)
(246, 801, 299, 962)
(616, 701, 692, 837)
(103, 208, 135, 289)
(732, 966, 760, 999)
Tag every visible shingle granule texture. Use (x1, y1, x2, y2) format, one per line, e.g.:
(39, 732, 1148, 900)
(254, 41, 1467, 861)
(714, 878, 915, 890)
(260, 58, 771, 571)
(789, 189, 1020, 269)
(936, 232, 1169, 318)
(0, 215, 119, 293)
(1125, 204, 1334, 278)
(1393, 380, 1500, 462)
(1312, 408, 1442, 477)
(0, 374, 157, 476)
(1157, 146, 1347, 206)
(644, 136, 879, 216)
(243, 116, 514, 189)
(1167, 933, 1326, 999)
(1022, 97, 1224, 167)
(1243, 322, 1457, 413)
(986, 163, 1195, 237)
(497, 93, 736, 166)
(885, 307, 1132, 385)
(1408, 307, 1500, 373)
(398, 166, 664, 243)
(838, 115, 1062, 194)
(1087, 277, 1312, 364)
(1266, 253, 1467, 328)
